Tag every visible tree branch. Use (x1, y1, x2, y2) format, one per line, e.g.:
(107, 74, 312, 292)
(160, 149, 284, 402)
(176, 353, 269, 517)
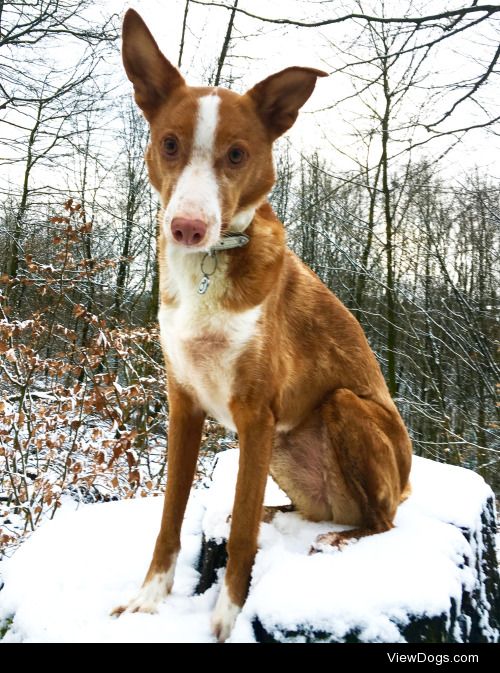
(189, 1, 500, 29)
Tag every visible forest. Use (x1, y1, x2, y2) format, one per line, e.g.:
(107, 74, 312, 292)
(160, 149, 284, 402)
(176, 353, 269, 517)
(0, 0, 499, 555)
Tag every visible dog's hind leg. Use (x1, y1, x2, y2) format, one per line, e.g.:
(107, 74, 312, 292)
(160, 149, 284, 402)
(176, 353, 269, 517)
(112, 383, 205, 616)
(311, 388, 412, 551)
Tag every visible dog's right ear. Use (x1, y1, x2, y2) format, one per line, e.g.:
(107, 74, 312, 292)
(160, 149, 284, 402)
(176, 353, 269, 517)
(122, 9, 185, 119)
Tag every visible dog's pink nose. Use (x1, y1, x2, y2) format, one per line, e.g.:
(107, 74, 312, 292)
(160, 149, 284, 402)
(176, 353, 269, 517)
(170, 218, 207, 246)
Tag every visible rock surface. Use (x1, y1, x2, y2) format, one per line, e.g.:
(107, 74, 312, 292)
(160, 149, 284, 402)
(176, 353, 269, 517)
(197, 451, 500, 643)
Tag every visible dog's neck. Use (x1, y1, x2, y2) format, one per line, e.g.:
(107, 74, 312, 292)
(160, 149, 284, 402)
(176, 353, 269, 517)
(160, 204, 286, 312)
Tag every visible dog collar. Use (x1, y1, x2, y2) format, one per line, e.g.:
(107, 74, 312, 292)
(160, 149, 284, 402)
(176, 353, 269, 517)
(209, 232, 249, 252)
(198, 232, 250, 295)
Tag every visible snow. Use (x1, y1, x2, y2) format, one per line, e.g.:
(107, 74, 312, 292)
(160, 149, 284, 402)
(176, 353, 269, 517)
(237, 504, 474, 642)
(0, 451, 495, 643)
(202, 449, 291, 542)
(0, 496, 215, 643)
(406, 456, 492, 529)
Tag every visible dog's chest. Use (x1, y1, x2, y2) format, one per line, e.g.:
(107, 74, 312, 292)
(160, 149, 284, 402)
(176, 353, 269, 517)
(159, 298, 261, 431)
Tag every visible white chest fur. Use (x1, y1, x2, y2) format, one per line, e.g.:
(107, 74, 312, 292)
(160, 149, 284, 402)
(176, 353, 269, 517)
(159, 251, 261, 431)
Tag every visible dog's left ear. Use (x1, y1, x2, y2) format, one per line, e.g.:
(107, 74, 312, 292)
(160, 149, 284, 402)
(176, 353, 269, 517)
(247, 66, 328, 139)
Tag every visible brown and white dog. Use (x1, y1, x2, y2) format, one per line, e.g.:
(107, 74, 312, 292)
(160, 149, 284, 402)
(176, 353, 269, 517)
(116, 9, 412, 642)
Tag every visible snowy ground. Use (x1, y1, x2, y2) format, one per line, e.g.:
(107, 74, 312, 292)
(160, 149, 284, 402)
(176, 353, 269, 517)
(0, 495, 213, 643)
(0, 451, 496, 643)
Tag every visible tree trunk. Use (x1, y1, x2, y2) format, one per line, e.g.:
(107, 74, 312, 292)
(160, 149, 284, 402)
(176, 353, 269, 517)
(381, 66, 397, 397)
(213, 0, 238, 87)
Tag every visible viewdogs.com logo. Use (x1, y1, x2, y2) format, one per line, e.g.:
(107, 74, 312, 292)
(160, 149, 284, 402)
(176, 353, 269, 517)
(387, 653, 479, 665)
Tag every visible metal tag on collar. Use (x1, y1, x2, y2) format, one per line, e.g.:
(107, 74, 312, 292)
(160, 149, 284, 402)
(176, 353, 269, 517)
(198, 276, 210, 294)
(198, 251, 218, 295)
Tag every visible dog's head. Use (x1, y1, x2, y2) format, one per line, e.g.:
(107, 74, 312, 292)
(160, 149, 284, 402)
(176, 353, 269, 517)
(122, 9, 327, 252)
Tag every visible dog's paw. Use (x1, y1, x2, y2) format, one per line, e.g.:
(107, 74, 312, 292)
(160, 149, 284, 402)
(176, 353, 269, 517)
(211, 582, 241, 642)
(308, 531, 352, 555)
(111, 572, 173, 617)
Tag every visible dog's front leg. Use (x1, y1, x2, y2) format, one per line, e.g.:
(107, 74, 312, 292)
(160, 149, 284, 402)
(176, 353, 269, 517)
(113, 383, 205, 615)
(212, 402, 275, 642)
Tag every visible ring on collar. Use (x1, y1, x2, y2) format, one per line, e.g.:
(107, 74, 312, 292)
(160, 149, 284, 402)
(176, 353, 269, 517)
(197, 232, 249, 295)
(198, 251, 218, 295)
(201, 250, 218, 276)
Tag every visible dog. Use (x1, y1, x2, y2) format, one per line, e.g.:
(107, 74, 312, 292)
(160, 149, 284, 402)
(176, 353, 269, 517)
(115, 9, 412, 642)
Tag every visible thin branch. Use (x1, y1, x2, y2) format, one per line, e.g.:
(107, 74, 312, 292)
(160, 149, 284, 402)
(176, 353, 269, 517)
(189, 1, 500, 29)
(178, 0, 190, 68)
(426, 41, 500, 129)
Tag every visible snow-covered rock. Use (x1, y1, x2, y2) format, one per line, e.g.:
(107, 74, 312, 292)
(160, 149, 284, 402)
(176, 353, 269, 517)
(198, 451, 500, 643)
(0, 450, 498, 643)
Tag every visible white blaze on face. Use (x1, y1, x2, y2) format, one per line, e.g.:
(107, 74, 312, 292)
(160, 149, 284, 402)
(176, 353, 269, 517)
(164, 94, 221, 250)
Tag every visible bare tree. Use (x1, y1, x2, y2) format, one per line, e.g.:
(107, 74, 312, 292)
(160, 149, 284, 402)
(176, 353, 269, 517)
(212, 0, 239, 86)
(0, 1, 118, 291)
(191, 0, 500, 137)
(112, 101, 153, 321)
(0, 0, 117, 110)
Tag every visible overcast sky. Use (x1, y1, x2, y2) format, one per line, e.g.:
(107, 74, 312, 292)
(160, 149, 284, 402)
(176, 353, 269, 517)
(111, 0, 500, 179)
(2, 0, 499, 196)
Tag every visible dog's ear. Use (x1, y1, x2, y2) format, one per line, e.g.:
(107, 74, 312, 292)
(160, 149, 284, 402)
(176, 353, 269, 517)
(122, 9, 185, 119)
(247, 67, 328, 139)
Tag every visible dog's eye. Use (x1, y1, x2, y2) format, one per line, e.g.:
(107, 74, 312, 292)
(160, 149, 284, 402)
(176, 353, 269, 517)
(227, 146, 247, 166)
(163, 136, 179, 158)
